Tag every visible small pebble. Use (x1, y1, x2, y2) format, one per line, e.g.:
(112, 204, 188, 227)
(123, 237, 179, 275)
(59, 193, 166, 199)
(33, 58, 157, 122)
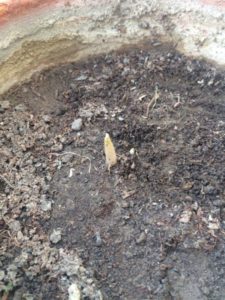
(71, 118, 83, 131)
(1, 100, 10, 109)
(50, 229, 62, 244)
(118, 116, 124, 122)
(129, 148, 135, 155)
(40, 199, 52, 212)
(15, 104, 27, 111)
(42, 115, 51, 123)
(70, 83, 76, 89)
(62, 154, 73, 163)
(8, 220, 21, 232)
(46, 174, 52, 181)
(123, 57, 130, 64)
(213, 199, 224, 207)
(203, 185, 216, 195)
(55, 107, 67, 116)
(201, 285, 210, 296)
(68, 283, 81, 300)
(51, 143, 63, 152)
(23, 295, 34, 300)
(136, 232, 147, 245)
(95, 232, 102, 247)
(121, 201, 129, 208)
(139, 21, 150, 29)
(17, 231, 24, 241)
(131, 162, 135, 169)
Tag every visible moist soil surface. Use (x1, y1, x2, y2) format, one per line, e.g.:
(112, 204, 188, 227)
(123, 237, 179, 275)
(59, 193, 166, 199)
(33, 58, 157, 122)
(1, 43, 225, 300)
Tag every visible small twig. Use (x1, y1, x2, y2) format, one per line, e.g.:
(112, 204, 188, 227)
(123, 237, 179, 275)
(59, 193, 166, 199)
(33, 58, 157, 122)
(50, 152, 92, 173)
(0, 230, 9, 240)
(121, 92, 128, 103)
(144, 86, 160, 118)
(31, 87, 48, 102)
(173, 94, 181, 108)
(0, 175, 15, 189)
(122, 189, 137, 199)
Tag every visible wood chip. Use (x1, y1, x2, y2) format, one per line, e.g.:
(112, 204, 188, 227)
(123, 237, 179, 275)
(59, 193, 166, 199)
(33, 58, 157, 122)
(104, 133, 117, 171)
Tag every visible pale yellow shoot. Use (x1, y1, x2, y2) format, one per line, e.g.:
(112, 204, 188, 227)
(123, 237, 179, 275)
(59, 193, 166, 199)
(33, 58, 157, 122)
(104, 133, 117, 171)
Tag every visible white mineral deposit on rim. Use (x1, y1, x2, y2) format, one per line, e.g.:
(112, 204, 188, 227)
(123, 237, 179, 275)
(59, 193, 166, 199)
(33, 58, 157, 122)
(1, 0, 225, 96)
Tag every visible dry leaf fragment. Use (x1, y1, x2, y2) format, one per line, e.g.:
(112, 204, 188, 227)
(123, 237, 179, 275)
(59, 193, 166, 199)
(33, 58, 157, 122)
(179, 210, 192, 223)
(104, 133, 117, 171)
(208, 215, 220, 230)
